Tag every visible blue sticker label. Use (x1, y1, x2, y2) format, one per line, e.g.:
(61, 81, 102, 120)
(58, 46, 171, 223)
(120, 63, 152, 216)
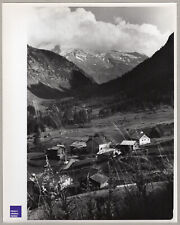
(10, 206, 22, 218)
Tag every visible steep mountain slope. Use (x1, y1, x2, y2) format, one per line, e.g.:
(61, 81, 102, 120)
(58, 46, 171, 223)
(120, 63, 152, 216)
(27, 45, 93, 99)
(27, 33, 173, 104)
(99, 33, 174, 103)
(62, 49, 147, 84)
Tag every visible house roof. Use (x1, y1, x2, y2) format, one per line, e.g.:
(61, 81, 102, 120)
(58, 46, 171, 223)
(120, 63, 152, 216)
(56, 144, 65, 148)
(97, 148, 116, 155)
(47, 146, 59, 151)
(99, 142, 112, 149)
(120, 140, 137, 146)
(90, 173, 109, 184)
(70, 136, 89, 142)
(70, 141, 87, 149)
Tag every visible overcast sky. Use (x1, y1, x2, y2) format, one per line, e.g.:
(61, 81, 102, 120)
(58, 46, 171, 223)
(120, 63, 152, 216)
(27, 5, 176, 56)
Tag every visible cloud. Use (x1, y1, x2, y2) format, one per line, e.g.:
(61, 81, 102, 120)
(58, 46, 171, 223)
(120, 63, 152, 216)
(27, 7, 171, 56)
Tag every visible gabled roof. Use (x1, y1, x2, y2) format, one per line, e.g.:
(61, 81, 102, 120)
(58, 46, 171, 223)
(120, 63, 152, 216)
(71, 136, 89, 142)
(130, 131, 149, 140)
(99, 142, 112, 149)
(70, 141, 87, 149)
(90, 173, 109, 184)
(120, 140, 137, 146)
(47, 146, 59, 151)
(56, 144, 65, 148)
(97, 148, 116, 155)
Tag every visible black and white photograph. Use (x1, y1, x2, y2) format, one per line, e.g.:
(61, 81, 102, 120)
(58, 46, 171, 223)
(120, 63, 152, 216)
(26, 4, 176, 220)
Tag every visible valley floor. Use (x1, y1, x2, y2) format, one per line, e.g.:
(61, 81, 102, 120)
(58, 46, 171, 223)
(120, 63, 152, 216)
(27, 105, 174, 220)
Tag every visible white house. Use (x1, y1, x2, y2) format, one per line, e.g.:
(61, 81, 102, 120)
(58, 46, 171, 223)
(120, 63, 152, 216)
(99, 142, 112, 151)
(139, 134, 151, 145)
(97, 142, 121, 156)
(97, 147, 120, 156)
(131, 131, 151, 146)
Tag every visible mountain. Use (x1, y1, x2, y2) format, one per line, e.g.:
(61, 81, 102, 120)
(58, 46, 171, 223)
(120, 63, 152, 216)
(27, 33, 173, 105)
(99, 33, 174, 104)
(27, 45, 93, 99)
(61, 49, 147, 84)
(27, 34, 173, 134)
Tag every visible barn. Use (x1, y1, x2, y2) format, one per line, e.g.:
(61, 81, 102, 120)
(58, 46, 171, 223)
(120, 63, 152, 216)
(70, 141, 87, 154)
(120, 140, 139, 153)
(86, 133, 109, 154)
(99, 142, 112, 151)
(89, 173, 109, 189)
(46, 144, 66, 160)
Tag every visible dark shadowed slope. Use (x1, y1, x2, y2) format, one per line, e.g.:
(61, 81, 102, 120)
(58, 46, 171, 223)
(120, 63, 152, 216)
(27, 33, 174, 103)
(27, 45, 94, 99)
(98, 33, 174, 103)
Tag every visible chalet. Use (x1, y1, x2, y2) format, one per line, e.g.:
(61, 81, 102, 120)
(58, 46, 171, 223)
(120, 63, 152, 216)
(86, 133, 110, 154)
(131, 131, 151, 146)
(46, 144, 66, 160)
(99, 142, 111, 151)
(46, 146, 59, 159)
(97, 142, 121, 157)
(70, 133, 110, 154)
(70, 141, 87, 153)
(56, 144, 66, 160)
(120, 140, 139, 153)
(89, 173, 109, 189)
(139, 134, 151, 145)
(97, 147, 115, 155)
